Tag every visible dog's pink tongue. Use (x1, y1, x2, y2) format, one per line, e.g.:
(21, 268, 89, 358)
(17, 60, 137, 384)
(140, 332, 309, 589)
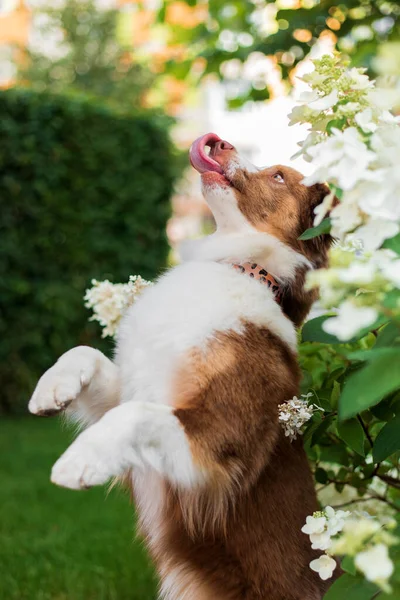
(189, 133, 224, 174)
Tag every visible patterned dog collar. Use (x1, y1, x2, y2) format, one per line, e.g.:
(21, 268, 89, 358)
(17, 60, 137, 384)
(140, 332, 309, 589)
(232, 262, 282, 304)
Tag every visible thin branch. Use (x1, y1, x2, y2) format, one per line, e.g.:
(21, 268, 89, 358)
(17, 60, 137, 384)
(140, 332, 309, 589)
(377, 474, 400, 489)
(357, 415, 374, 447)
(326, 478, 348, 486)
(332, 494, 400, 512)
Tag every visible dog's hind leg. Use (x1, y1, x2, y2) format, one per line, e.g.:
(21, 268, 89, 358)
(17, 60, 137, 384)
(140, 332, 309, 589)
(28, 346, 120, 427)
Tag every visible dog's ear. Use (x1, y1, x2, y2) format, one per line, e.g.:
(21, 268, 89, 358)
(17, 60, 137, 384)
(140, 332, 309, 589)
(310, 182, 339, 218)
(299, 183, 337, 269)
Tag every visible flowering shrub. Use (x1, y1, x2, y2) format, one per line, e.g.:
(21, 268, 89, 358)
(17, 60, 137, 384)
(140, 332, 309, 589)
(303, 507, 398, 593)
(291, 53, 400, 598)
(85, 52, 400, 599)
(290, 53, 400, 341)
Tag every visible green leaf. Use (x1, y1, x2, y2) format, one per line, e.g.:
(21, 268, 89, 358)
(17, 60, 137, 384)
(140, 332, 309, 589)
(373, 413, 400, 462)
(302, 316, 344, 344)
(324, 574, 378, 600)
(320, 443, 349, 466)
(341, 556, 356, 576)
(383, 290, 400, 310)
(375, 322, 400, 348)
(384, 587, 400, 600)
(303, 412, 323, 442)
(311, 415, 335, 446)
(327, 118, 347, 134)
(299, 217, 331, 240)
(337, 418, 366, 456)
(347, 347, 400, 362)
(383, 232, 400, 255)
(317, 395, 335, 413)
(339, 349, 400, 420)
(300, 369, 313, 394)
(315, 467, 329, 484)
(370, 397, 396, 422)
(302, 316, 386, 345)
(331, 381, 341, 411)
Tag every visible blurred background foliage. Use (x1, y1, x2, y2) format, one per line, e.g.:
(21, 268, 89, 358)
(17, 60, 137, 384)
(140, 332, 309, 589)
(0, 87, 177, 414)
(17, 0, 155, 111)
(158, 0, 400, 106)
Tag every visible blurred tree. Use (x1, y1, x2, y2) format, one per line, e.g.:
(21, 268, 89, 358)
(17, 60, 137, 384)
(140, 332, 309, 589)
(17, 0, 154, 111)
(158, 0, 400, 106)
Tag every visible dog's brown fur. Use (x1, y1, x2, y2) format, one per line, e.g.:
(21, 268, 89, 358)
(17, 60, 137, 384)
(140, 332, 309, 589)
(226, 162, 333, 327)
(133, 160, 334, 599)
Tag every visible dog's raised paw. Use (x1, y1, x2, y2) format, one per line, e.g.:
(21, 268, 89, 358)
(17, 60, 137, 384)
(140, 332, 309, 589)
(51, 444, 110, 490)
(29, 372, 82, 416)
(28, 348, 97, 417)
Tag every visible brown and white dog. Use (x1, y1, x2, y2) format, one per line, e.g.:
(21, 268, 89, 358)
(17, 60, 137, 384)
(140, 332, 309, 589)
(29, 133, 333, 600)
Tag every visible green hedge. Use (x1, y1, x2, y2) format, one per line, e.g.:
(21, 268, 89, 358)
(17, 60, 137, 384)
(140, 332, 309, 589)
(0, 88, 176, 414)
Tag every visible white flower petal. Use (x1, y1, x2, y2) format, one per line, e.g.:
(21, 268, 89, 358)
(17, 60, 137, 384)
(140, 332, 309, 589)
(301, 516, 327, 536)
(355, 220, 400, 252)
(322, 301, 378, 341)
(310, 555, 337, 581)
(309, 89, 339, 112)
(310, 531, 332, 551)
(355, 544, 394, 583)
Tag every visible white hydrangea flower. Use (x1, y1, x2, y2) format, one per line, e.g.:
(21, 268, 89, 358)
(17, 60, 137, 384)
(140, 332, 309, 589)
(355, 544, 394, 589)
(298, 90, 320, 103)
(322, 301, 378, 341)
(348, 67, 374, 91)
(336, 262, 377, 285)
(84, 275, 153, 338)
(309, 555, 337, 581)
(303, 128, 376, 191)
(313, 190, 335, 226)
(308, 89, 339, 112)
(301, 70, 328, 86)
(290, 53, 400, 338)
(337, 101, 361, 116)
(302, 515, 327, 536)
(303, 506, 396, 589)
(278, 394, 318, 441)
(310, 531, 332, 551)
(355, 108, 377, 133)
(302, 507, 350, 552)
(331, 517, 382, 556)
(325, 506, 351, 536)
(381, 259, 400, 287)
(350, 177, 400, 222)
(355, 220, 400, 252)
(330, 198, 363, 238)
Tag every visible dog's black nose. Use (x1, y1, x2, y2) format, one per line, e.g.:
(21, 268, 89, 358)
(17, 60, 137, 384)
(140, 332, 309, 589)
(210, 139, 235, 157)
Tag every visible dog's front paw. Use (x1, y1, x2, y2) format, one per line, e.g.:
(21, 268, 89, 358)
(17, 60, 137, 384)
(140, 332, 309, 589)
(28, 347, 97, 416)
(51, 435, 114, 490)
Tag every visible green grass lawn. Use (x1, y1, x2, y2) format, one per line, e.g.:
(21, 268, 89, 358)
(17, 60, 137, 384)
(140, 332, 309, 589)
(0, 417, 157, 600)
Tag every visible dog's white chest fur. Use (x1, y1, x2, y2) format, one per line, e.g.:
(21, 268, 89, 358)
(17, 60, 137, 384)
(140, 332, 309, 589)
(115, 260, 296, 407)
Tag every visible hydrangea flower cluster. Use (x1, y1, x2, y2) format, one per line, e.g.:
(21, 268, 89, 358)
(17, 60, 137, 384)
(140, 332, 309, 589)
(278, 393, 321, 441)
(306, 244, 400, 340)
(84, 275, 153, 337)
(302, 508, 397, 592)
(290, 53, 400, 341)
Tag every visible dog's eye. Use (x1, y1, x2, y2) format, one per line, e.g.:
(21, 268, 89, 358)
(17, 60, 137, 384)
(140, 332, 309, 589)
(273, 173, 285, 184)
